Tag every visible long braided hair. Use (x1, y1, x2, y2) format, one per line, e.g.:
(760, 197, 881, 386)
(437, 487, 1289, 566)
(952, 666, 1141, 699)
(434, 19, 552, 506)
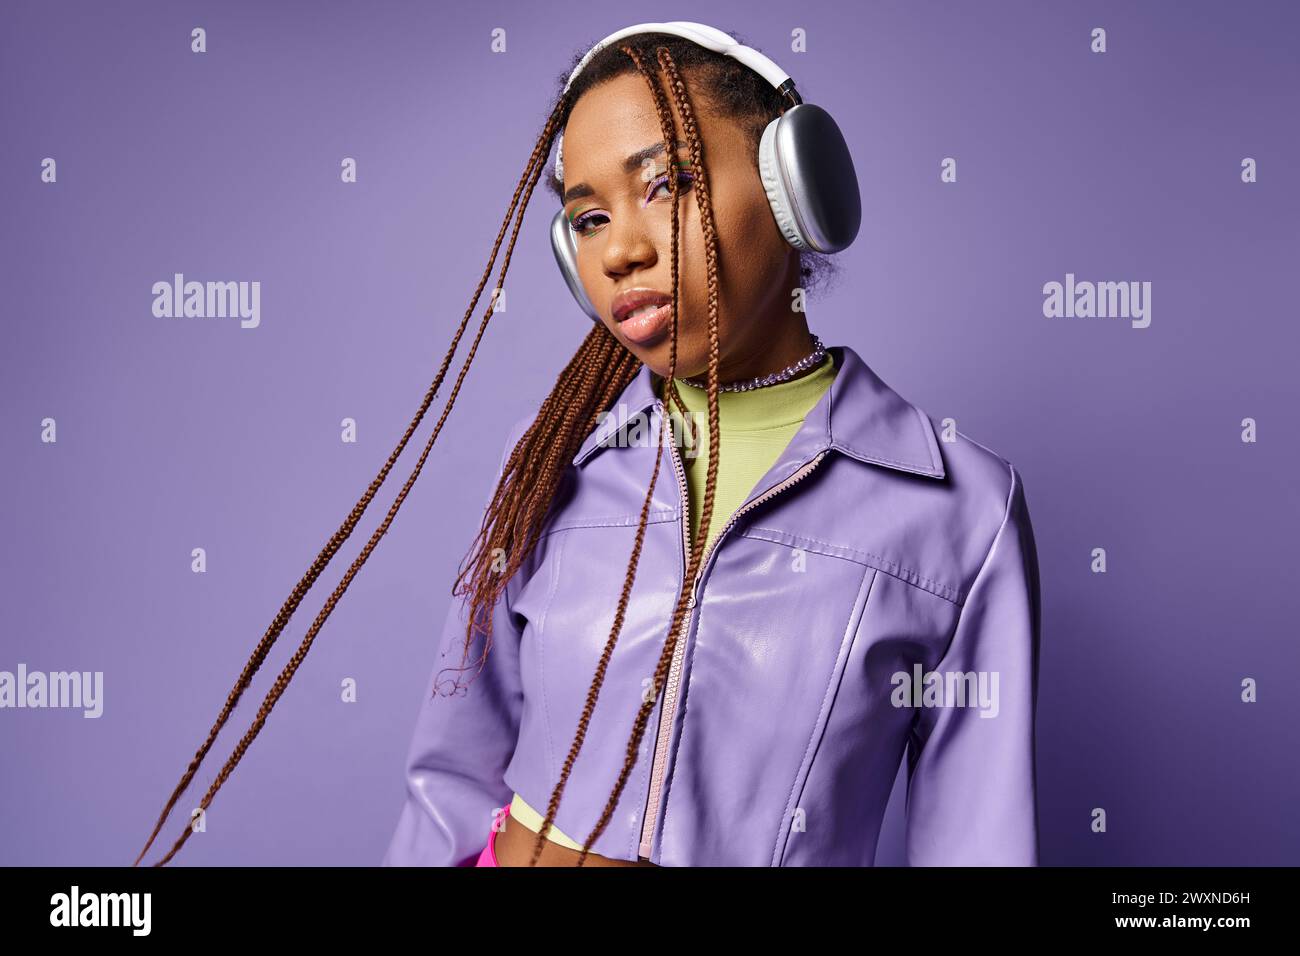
(132, 29, 831, 867)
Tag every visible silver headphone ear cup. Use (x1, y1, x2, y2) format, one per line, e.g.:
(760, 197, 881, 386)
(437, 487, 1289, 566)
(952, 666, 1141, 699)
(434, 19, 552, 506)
(759, 105, 862, 254)
(758, 119, 809, 251)
(550, 208, 603, 323)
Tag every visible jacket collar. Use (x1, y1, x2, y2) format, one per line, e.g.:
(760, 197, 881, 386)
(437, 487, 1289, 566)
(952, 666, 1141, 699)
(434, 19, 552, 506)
(571, 344, 946, 480)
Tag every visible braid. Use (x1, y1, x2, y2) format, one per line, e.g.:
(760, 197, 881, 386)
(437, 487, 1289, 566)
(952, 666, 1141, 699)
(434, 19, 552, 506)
(132, 82, 599, 866)
(440, 329, 640, 692)
(525, 42, 725, 866)
(135, 27, 779, 869)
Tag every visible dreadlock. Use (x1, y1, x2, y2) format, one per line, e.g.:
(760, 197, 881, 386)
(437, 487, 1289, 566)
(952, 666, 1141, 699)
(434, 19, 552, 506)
(132, 28, 809, 868)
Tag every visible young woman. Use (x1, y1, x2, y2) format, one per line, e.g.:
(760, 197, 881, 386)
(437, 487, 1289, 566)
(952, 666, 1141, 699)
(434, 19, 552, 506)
(133, 23, 1042, 869)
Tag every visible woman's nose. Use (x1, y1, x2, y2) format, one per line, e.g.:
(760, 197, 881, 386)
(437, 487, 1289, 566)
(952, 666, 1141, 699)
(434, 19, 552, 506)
(601, 205, 658, 277)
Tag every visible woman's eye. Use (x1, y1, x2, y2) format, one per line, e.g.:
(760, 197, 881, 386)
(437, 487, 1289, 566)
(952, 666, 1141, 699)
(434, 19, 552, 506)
(646, 171, 695, 203)
(569, 210, 608, 238)
(567, 169, 695, 240)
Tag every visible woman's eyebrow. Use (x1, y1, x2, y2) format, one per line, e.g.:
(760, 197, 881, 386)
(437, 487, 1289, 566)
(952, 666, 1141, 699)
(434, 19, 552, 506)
(562, 139, 688, 204)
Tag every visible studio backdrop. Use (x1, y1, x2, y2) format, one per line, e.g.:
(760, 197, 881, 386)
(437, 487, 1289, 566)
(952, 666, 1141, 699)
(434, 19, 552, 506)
(1, 0, 1296, 866)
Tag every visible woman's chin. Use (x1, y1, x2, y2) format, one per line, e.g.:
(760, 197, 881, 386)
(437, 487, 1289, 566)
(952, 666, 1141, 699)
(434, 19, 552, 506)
(625, 332, 709, 377)
(642, 351, 708, 381)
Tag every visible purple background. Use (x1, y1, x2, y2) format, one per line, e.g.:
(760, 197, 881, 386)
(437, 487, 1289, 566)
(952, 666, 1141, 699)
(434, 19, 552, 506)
(2, 0, 1296, 866)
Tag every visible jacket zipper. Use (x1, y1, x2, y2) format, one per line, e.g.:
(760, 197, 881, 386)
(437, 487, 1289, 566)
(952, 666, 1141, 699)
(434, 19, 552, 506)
(639, 404, 694, 859)
(637, 403, 829, 859)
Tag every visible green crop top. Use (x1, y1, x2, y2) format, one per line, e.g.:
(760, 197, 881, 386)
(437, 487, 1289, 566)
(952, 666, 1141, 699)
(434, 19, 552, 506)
(507, 349, 839, 851)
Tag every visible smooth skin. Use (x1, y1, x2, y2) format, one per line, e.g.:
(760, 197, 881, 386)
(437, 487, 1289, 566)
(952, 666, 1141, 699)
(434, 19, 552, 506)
(495, 67, 817, 867)
(493, 812, 657, 867)
(559, 67, 817, 383)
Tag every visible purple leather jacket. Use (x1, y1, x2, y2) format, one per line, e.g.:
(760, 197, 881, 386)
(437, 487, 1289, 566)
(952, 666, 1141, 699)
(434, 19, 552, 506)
(382, 343, 1042, 867)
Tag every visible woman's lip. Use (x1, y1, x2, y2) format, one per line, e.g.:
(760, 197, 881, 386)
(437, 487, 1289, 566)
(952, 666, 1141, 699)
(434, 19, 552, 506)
(617, 302, 675, 344)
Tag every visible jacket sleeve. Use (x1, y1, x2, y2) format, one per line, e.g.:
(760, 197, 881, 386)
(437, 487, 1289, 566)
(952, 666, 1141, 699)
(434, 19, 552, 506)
(904, 462, 1042, 866)
(381, 416, 533, 867)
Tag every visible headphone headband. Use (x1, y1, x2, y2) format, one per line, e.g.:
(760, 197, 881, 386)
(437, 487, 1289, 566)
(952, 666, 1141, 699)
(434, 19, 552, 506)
(548, 17, 861, 321)
(554, 21, 798, 184)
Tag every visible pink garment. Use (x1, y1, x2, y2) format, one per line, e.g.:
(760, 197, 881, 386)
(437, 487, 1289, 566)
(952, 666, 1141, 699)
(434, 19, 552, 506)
(475, 803, 510, 867)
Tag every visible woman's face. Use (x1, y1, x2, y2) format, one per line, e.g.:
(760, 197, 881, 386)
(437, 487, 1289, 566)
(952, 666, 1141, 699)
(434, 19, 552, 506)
(559, 69, 800, 380)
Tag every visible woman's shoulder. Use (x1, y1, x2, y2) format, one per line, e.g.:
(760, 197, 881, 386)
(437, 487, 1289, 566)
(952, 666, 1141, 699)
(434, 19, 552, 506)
(864, 402, 1031, 601)
(920, 411, 1021, 511)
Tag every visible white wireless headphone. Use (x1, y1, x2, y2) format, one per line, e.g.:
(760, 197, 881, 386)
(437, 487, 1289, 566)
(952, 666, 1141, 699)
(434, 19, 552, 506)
(548, 21, 862, 323)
